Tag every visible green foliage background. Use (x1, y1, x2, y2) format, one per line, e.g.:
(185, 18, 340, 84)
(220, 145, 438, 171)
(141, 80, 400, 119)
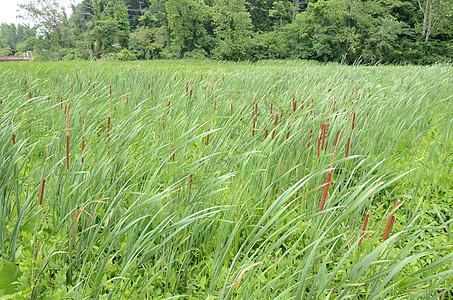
(1, 0, 452, 63)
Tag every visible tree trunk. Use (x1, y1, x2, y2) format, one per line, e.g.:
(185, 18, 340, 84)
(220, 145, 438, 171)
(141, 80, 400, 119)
(95, 41, 100, 60)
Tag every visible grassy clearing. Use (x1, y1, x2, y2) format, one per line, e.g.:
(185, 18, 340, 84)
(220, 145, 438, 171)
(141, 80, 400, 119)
(0, 60, 452, 299)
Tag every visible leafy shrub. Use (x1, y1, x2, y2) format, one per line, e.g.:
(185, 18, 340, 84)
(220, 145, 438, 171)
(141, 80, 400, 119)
(115, 49, 136, 61)
(183, 48, 208, 59)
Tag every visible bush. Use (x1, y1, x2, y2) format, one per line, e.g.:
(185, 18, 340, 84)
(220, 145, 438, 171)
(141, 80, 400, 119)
(115, 49, 136, 61)
(183, 48, 208, 59)
(251, 31, 288, 60)
(62, 53, 75, 61)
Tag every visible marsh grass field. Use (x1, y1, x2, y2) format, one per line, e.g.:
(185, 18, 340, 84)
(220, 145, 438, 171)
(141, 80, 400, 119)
(0, 60, 452, 299)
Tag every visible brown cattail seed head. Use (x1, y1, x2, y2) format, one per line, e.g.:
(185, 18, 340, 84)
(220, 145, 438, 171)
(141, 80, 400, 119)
(319, 171, 333, 212)
(345, 136, 351, 158)
(383, 200, 400, 240)
(358, 212, 369, 245)
(39, 178, 46, 205)
(188, 172, 193, 194)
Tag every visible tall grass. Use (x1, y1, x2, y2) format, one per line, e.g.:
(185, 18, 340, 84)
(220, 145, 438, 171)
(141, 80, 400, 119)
(0, 60, 452, 299)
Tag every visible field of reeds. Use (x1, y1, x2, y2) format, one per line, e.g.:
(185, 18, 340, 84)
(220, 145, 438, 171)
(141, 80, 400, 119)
(0, 60, 452, 299)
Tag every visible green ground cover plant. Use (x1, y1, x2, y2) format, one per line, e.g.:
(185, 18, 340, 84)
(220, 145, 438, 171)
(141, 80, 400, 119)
(0, 60, 452, 299)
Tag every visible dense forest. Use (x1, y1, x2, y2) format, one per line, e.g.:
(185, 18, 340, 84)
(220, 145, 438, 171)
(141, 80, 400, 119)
(0, 0, 452, 63)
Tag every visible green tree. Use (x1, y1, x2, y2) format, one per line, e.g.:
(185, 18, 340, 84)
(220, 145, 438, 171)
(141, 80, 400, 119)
(129, 27, 166, 59)
(113, 0, 131, 48)
(417, 0, 453, 42)
(89, 18, 120, 58)
(269, 1, 292, 31)
(18, 0, 73, 48)
(0, 23, 36, 50)
(212, 0, 253, 60)
(165, 0, 211, 57)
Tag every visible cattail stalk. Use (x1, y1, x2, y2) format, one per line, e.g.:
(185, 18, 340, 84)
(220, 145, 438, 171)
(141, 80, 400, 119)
(334, 130, 340, 147)
(358, 212, 369, 245)
(383, 200, 400, 240)
(172, 144, 175, 162)
(11, 110, 18, 145)
(81, 113, 87, 164)
(188, 172, 193, 194)
(352, 112, 356, 130)
(39, 178, 46, 205)
(307, 129, 313, 147)
(321, 123, 326, 150)
(317, 137, 321, 157)
(271, 114, 278, 139)
(107, 116, 111, 142)
(66, 102, 72, 170)
(286, 124, 291, 141)
(319, 170, 333, 212)
(345, 136, 351, 158)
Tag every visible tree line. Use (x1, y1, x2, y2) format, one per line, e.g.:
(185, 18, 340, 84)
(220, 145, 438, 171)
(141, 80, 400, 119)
(1, 0, 452, 64)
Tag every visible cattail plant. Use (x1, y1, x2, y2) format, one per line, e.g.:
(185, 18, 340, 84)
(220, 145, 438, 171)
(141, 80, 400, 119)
(358, 212, 369, 245)
(66, 102, 72, 170)
(334, 130, 340, 147)
(285, 123, 291, 142)
(271, 114, 278, 140)
(317, 137, 321, 157)
(321, 123, 327, 150)
(383, 200, 400, 241)
(352, 112, 356, 130)
(188, 172, 193, 195)
(12, 109, 18, 145)
(107, 99, 112, 145)
(345, 136, 351, 158)
(81, 113, 87, 164)
(307, 129, 313, 147)
(319, 170, 333, 212)
(172, 144, 175, 162)
(39, 178, 46, 205)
